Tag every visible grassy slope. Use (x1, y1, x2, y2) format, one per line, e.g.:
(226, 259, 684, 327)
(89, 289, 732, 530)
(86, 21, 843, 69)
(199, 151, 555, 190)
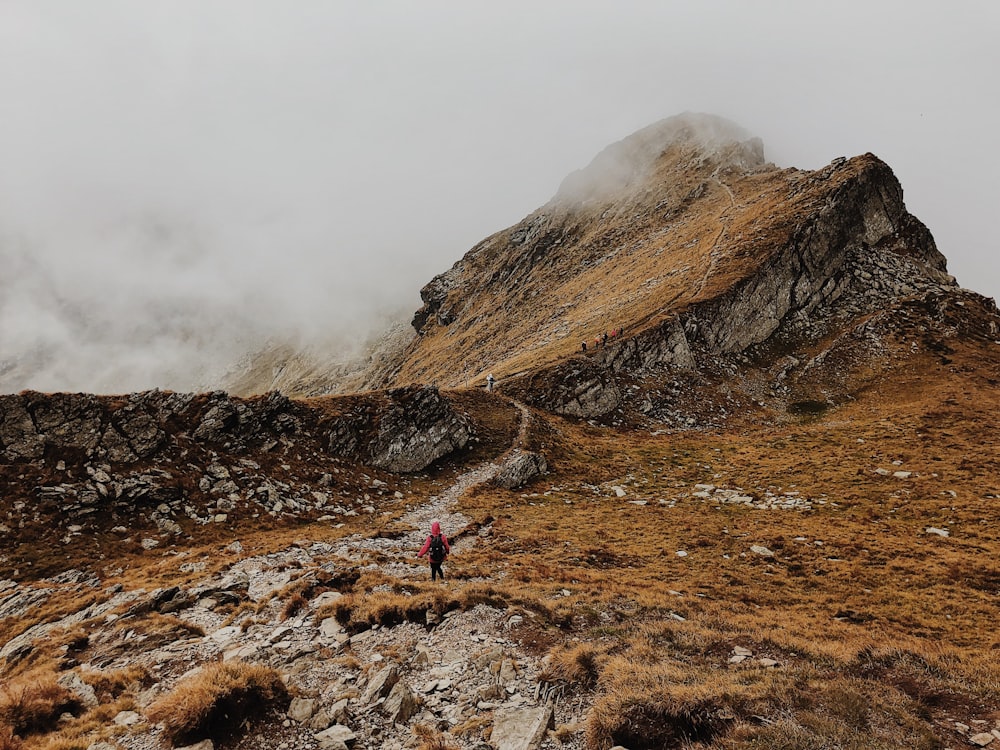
(388, 151, 878, 389)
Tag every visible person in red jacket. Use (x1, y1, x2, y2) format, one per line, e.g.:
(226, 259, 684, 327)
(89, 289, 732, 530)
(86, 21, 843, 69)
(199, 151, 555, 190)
(417, 521, 451, 581)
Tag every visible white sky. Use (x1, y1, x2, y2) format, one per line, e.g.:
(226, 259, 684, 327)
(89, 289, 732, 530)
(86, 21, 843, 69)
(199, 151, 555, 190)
(1, 1, 997, 393)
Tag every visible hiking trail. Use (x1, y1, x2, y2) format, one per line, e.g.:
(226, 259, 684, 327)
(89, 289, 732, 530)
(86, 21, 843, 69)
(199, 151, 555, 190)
(333, 398, 532, 578)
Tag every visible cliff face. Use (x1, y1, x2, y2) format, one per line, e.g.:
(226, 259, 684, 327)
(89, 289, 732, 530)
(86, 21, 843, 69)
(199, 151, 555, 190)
(375, 114, 956, 409)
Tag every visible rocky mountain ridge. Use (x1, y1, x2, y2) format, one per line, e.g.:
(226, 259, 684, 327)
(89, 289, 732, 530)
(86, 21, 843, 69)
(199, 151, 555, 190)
(4, 114, 1000, 750)
(376, 115, 966, 408)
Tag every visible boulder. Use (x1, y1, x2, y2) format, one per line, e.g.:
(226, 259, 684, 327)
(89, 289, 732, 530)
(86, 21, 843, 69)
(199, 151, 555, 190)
(0, 396, 45, 461)
(361, 664, 399, 705)
(57, 671, 98, 708)
(369, 386, 472, 472)
(382, 680, 419, 724)
(490, 705, 554, 750)
(314, 724, 356, 750)
(288, 697, 318, 723)
(494, 451, 548, 490)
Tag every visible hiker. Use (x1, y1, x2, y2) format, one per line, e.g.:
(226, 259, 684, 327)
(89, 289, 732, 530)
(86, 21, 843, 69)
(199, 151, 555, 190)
(417, 521, 451, 581)
(581, 341, 587, 352)
(602, 331, 608, 347)
(486, 373, 496, 392)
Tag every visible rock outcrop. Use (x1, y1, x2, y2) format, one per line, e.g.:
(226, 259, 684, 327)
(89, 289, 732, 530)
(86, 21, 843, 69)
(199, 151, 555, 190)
(371, 114, 969, 420)
(493, 451, 548, 490)
(0, 386, 471, 473)
(326, 385, 472, 473)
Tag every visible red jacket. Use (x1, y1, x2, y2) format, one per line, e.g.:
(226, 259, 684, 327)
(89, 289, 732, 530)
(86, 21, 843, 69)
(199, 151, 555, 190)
(418, 521, 451, 560)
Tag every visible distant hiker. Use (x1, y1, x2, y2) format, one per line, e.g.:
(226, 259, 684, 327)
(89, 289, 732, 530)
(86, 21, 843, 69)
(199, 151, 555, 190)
(581, 341, 587, 352)
(417, 521, 451, 581)
(486, 373, 496, 392)
(602, 331, 608, 347)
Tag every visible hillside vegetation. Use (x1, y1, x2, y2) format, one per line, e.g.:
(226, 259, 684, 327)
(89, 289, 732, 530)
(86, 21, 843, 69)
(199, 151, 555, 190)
(2, 114, 999, 749)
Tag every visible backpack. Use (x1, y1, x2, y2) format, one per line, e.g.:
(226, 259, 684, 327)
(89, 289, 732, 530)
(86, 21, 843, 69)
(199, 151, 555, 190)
(429, 534, 446, 562)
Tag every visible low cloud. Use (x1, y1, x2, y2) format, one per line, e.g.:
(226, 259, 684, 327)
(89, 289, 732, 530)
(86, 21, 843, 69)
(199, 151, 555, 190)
(1, 2, 997, 393)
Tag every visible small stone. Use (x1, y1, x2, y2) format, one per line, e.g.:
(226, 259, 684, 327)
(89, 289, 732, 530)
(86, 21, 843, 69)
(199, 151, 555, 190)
(113, 710, 141, 726)
(288, 697, 317, 723)
(314, 724, 356, 750)
(176, 741, 214, 750)
(925, 527, 950, 537)
(327, 698, 349, 724)
(750, 545, 774, 557)
(892, 470, 912, 479)
(970, 733, 994, 747)
(308, 709, 332, 731)
(759, 658, 779, 668)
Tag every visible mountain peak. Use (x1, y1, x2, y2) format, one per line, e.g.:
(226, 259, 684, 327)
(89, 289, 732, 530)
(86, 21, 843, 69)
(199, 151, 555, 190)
(377, 115, 958, 402)
(555, 112, 766, 206)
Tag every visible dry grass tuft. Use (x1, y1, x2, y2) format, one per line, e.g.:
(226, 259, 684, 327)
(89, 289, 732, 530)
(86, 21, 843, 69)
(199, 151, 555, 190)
(586, 658, 749, 750)
(413, 723, 461, 750)
(0, 726, 22, 750)
(0, 672, 79, 738)
(79, 664, 149, 702)
(280, 593, 307, 621)
(145, 661, 287, 745)
(540, 643, 605, 687)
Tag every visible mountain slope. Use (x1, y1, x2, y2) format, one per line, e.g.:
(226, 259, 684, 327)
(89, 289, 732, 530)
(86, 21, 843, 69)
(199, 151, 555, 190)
(374, 113, 954, 401)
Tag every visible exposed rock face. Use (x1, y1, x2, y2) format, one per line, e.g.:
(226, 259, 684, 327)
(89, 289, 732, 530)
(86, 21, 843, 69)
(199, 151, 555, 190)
(370, 386, 472, 472)
(375, 114, 963, 418)
(328, 386, 472, 473)
(493, 451, 548, 490)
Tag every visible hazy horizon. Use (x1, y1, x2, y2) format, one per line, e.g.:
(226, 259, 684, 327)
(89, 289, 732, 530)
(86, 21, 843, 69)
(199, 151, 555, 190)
(2, 2, 997, 394)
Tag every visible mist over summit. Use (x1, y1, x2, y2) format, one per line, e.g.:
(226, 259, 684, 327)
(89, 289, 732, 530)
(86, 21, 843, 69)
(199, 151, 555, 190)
(3, 107, 1000, 750)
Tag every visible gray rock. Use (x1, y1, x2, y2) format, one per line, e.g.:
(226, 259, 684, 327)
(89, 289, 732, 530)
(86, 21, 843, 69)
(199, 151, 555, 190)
(369, 386, 472, 473)
(308, 709, 333, 731)
(0, 396, 45, 461)
(361, 664, 399, 705)
(57, 671, 99, 708)
(176, 742, 214, 750)
(314, 724, 356, 750)
(494, 451, 548, 490)
(490, 704, 554, 750)
(113, 710, 141, 726)
(193, 397, 239, 444)
(750, 545, 775, 557)
(327, 698, 350, 725)
(288, 697, 318, 723)
(382, 680, 419, 724)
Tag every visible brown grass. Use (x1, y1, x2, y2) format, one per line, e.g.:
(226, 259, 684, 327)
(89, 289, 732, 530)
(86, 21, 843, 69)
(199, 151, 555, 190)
(540, 643, 604, 687)
(0, 671, 78, 738)
(280, 593, 308, 621)
(79, 664, 149, 702)
(145, 661, 288, 745)
(0, 727, 21, 750)
(413, 723, 461, 750)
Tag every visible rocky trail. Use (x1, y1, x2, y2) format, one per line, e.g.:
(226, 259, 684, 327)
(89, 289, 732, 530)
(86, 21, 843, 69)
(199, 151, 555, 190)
(0, 396, 576, 750)
(332, 397, 533, 578)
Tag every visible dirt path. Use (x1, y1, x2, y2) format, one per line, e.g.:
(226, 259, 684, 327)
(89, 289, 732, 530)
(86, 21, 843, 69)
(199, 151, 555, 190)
(694, 176, 738, 298)
(333, 398, 530, 576)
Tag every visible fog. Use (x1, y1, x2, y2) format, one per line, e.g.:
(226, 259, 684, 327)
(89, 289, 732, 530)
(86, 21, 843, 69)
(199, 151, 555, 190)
(1, 2, 997, 393)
